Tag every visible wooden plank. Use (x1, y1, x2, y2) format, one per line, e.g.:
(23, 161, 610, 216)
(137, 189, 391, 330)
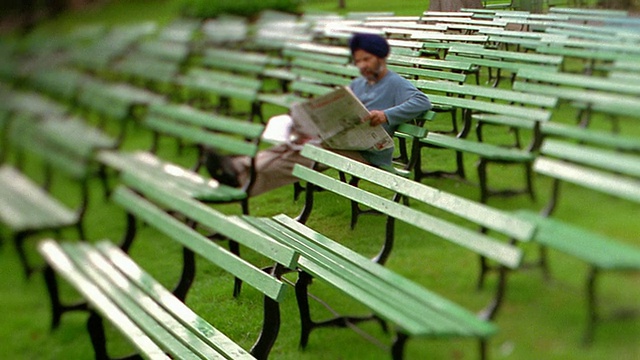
(37, 240, 172, 360)
(111, 185, 292, 300)
(292, 161, 523, 268)
(534, 157, 640, 204)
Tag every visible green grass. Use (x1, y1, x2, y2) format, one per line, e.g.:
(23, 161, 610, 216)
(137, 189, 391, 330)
(1, 0, 640, 359)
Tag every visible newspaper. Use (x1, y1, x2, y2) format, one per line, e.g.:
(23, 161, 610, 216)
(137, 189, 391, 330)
(287, 86, 394, 151)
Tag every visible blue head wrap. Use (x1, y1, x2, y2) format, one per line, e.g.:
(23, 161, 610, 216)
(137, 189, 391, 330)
(349, 33, 390, 58)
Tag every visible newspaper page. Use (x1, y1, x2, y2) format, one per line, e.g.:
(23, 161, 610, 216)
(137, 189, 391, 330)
(289, 86, 394, 151)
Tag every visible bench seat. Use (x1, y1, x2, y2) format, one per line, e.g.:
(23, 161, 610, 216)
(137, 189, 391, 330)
(243, 214, 497, 359)
(97, 150, 247, 202)
(0, 166, 77, 232)
(39, 239, 257, 360)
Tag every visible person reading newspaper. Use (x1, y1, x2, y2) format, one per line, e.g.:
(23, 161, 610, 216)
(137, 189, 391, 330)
(205, 33, 432, 197)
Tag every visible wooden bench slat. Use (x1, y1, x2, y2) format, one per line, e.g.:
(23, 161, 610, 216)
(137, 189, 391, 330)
(0, 166, 77, 231)
(301, 143, 535, 241)
(95, 241, 258, 359)
(121, 171, 298, 269)
(270, 214, 498, 336)
(533, 157, 640, 204)
(66, 242, 223, 360)
(111, 186, 289, 302)
(97, 151, 246, 202)
(422, 133, 534, 162)
(515, 211, 640, 270)
(243, 215, 495, 337)
(541, 139, 640, 178)
(292, 164, 523, 268)
(149, 103, 264, 138)
(144, 117, 259, 157)
(37, 240, 172, 360)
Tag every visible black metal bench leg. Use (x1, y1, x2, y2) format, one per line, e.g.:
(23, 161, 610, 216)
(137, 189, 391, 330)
(478, 159, 489, 204)
(88, 311, 109, 360)
(251, 264, 285, 360)
(480, 265, 509, 321)
(295, 271, 315, 349)
(43, 266, 64, 329)
(477, 255, 489, 290)
(391, 332, 408, 360)
(538, 245, 551, 281)
(42, 265, 88, 329)
(229, 240, 243, 297)
(479, 338, 488, 360)
(584, 266, 599, 345)
(14, 232, 34, 279)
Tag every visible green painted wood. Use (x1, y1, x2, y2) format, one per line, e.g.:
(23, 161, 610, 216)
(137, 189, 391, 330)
(148, 103, 264, 138)
(137, 39, 190, 63)
(37, 240, 173, 360)
(27, 67, 85, 100)
(292, 162, 523, 268)
(243, 216, 483, 337)
(97, 241, 256, 359)
(269, 214, 498, 336)
(517, 68, 640, 96)
(97, 150, 246, 202)
(114, 55, 179, 84)
(422, 133, 534, 162)
(300, 144, 534, 241)
(66, 242, 224, 360)
(540, 122, 640, 152)
(412, 79, 558, 108)
(388, 54, 474, 71)
(0, 166, 77, 231)
(38, 117, 117, 157)
(448, 44, 563, 65)
(446, 54, 560, 73)
(515, 211, 640, 270)
(534, 157, 640, 204)
(541, 139, 640, 178)
(426, 94, 551, 121)
(513, 82, 640, 118)
(143, 117, 259, 157)
(388, 65, 467, 82)
(292, 58, 360, 78)
(120, 171, 298, 269)
(111, 186, 288, 302)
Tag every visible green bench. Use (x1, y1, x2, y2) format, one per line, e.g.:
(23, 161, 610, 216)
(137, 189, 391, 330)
(513, 68, 640, 130)
(112, 53, 180, 92)
(75, 78, 165, 144)
(69, 22, 158, 73)
(512, 138, 640, 343)
(0, 115, 114, 277)
(177, 67, 264, 121)
(242, 144, 534, 359)
(387, 53, 480, 84)
(156, 18, 201, 44)
(97, 102, 264, 215)
(403, 82, 554, 202)
(200, 47, 286, 76)
(38, 172, 298, 359)
(26, 67, 88, 103)
(445, 44, 562, 87)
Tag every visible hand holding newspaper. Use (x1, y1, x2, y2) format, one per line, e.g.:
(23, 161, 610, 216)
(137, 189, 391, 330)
(262, 86, 394, 151)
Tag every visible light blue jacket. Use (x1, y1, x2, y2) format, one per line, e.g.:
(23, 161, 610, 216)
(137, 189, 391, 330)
(350, 70, 432, 167)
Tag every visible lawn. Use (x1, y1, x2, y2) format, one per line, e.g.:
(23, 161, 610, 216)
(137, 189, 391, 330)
(0, 0, 639, 359)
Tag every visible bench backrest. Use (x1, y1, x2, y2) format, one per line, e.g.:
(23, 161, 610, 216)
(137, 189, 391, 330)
(142, 103, 264, 166)
(27, 67, 87, 102)
(115, 172, 298, 297)
(534, 139, 640, 215)
(294, 144, 532, 269)
(109, 172, 298, 358)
